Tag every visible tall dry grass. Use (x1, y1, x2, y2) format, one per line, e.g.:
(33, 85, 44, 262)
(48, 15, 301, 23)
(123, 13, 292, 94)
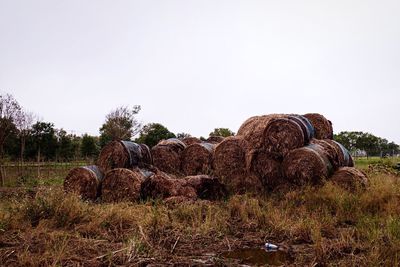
(1, 172, 400, 265)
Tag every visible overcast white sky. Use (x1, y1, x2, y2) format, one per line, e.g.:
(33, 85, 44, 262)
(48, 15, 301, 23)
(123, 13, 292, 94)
(1, 0, 399, 143)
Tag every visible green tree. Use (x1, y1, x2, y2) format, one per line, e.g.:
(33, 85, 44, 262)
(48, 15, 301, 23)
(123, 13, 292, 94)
(99, 106, 142, 147)
(209, 128, 235, 137)
(0, 93, 22, 185)
(334, 131, 399, 157)
(30, 122, 57, 161)
(56, 129, 76, 161)
(81, 134, 99, 158)
(135, 123, 176, 148)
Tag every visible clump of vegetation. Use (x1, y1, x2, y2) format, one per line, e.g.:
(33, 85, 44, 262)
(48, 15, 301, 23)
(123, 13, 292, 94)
(1, 171, 400, 266)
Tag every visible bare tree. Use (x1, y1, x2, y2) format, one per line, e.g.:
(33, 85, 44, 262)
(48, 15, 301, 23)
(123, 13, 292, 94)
(0, 93, 22, 185)
(99, 106, 142, 146)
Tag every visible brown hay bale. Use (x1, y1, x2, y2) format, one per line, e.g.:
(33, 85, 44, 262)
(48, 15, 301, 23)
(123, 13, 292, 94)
(152, 139, 186, 175)
(140, 172, 197, 200)
(237, 115, 280, 150)
(282, 144, 334, 185)
(237, 114, 310, 158)
(152, 145, 181, 174)
(97, 141, 150, 173)
(64, 165, 103, 200)
(248, 150, 282, 190)
(213, 136, 250, 178)
(185, 175, 227, 200)
(207, 136, 225, 144)
(101, 168, 146, 202)
(213, 136, 263, 194)
(97, 141, 129, 173)
(331, 167, 368, 191)
(181, 143, 215, 175)
(310, 139, 342, 170)
(332, 141, 354, 167)
(311, 139, 354, 169)
(181, 137, 202, 146)
(263, 116, 308, 158)
(303, 113, 333, 139)
(287, 114, 315, 144)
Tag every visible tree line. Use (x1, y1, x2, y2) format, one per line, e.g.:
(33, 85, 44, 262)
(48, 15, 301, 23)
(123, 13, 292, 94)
(0, 93, 235, 163)
(2, 93, 398, 163)
(334, 131, 399, 157)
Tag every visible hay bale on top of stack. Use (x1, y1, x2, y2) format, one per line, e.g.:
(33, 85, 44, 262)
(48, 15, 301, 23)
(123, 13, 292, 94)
(152, 138, 186, 175)
(181, 142, 215, 175)
(97, 140, 152, 173)
(237, 114, 313, 159)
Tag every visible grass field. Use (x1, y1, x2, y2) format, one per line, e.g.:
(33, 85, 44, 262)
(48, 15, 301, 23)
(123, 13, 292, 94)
(0, 158, 400, 266)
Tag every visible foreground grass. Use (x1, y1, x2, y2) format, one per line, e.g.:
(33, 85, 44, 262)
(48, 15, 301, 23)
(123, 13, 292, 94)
(1, 171, 400, 266)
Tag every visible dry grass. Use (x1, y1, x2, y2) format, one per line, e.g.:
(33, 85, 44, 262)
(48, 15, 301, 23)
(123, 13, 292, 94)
(1, 170, 400, 266)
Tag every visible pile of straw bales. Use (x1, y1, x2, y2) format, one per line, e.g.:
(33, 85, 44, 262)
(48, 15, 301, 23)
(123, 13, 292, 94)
(64, 113, 367, 202)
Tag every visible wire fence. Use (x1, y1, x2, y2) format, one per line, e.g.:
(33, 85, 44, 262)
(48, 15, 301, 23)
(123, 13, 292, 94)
(0, 160, 95, 187)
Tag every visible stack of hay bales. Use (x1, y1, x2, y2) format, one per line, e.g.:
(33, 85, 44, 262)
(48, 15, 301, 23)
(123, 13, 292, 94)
(64, 139, 227, 202)
(222, 113, 364, 192)
(64, 113, 366, 202)
(64, 140, 154, 201)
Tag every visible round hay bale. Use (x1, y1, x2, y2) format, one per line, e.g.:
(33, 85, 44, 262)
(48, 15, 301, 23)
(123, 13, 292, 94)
(263, 116, 308, 158)
(140, 172, 197, 200)
(102, 168, 146, 202)
(237, 114, 309, 158)
(311, 139, 354, 169)
(207, 136, 225, 144)
(181, 137, 202, 146)
(331, 167, 368, 191)
(248, 150, 282, 190)
(237, 114, 281, 150)
(213, 136, 250, 178)
(152, 145, 181, 174)
(185, 175, 227, 200)
(98, 141, 149, 173)
(181, 143, 215, 175)
(288, 115, 315, 144)
(97, 141, 129, 173)
(311, 139, 342, 170)
(213, 136, 263, 194)
(282, 144, 334, 185)
(64, 165, 103, 200)
(153, 138, 186, 173)
(303, 113, 333, 139)
(333, 141, 354, 167)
